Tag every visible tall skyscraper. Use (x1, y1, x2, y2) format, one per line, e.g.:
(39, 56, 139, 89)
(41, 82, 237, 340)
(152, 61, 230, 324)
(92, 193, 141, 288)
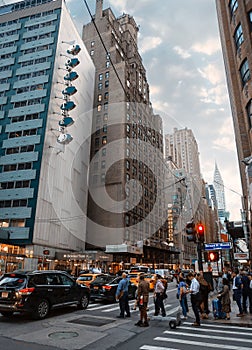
(213, 163, 226, 218)
(82, 0, 166, 263)
(0, 0, 95, 272)
(165, 127, 202, 217)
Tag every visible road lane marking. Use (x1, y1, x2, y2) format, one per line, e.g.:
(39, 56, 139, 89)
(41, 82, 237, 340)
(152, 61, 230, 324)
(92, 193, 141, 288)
(163, 330, 252, 344)
(154, 337, 252, 350)
(179, 326, 252, 336)
(183, 321, 252, 331)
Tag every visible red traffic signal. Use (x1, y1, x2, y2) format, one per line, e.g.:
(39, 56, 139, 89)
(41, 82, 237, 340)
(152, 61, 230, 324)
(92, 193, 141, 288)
(208, 251, 219, 262)
(197, 224, 205, 242)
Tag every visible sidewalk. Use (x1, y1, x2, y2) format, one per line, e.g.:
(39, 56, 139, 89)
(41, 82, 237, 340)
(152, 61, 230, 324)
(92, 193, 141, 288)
(187, 292, 252, 327)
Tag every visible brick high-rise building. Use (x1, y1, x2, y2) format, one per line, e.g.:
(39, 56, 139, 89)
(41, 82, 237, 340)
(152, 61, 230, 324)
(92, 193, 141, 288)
(215, 0, 251, 250)
(83, 0, 166, 265)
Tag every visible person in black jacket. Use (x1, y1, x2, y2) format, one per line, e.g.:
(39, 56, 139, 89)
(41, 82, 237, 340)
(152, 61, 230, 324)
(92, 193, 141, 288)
(232, 269, 243, 316)
(241, 270, 250, 314)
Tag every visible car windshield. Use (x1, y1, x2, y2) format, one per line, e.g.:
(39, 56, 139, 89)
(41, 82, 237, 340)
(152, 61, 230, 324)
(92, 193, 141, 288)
(78, 276, 92, 281)
(92, 275, 113, 284)
(0, 275, 26, 288)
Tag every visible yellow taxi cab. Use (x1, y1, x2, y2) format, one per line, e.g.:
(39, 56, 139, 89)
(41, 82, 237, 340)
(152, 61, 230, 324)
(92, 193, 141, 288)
(76, 273, 104, 288)
(145, 273, 157, 291)
(128, 272, 144, 286)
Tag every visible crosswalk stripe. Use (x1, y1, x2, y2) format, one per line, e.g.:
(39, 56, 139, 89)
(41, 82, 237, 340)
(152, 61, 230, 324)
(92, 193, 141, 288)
(154, 336, 252, 350)
(183, 321, 252, 331)
(140, 346, 179, 350)
(179, 325, 252, 336)
(163, 331, 252, 344)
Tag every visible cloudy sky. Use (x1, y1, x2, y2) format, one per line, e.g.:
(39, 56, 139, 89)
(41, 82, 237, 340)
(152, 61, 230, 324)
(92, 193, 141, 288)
(65, 0, 242, 220)
(3, 0, 242, 220)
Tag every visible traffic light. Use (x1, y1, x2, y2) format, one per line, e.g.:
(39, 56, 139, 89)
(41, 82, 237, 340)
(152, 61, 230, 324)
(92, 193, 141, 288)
(207, 251, 219, 262)
(197, 223, 205, 242)
(185, 221, 196, 242)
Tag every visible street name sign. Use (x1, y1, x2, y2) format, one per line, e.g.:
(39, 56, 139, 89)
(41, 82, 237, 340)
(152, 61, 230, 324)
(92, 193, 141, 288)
(204, 242, 232, 250)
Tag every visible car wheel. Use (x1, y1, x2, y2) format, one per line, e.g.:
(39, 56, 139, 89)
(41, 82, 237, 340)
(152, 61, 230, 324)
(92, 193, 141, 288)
(33, 299, 50, 320)
(0, 311, 14, 317)
(78, 293, 89, 309)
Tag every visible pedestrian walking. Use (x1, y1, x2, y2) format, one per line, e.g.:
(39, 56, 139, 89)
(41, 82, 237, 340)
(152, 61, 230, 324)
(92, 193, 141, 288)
(115, 272, 130, 318)
(188, 272, 201, 326)
(248, 273, 252, 314)
(241, 270, 250, 314)
(135, 274, 150, 327)
(217, 277, 231, 320)
(232, 269, 243, 317)
(177, 275, 188, 319)
(198, 271, 210, 319)
(154, 274, 166, 317)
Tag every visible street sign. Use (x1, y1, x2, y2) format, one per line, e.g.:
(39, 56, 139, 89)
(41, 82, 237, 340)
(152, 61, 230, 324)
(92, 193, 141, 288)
(204, 242, 232, 250)
(234, 252, 249, 260)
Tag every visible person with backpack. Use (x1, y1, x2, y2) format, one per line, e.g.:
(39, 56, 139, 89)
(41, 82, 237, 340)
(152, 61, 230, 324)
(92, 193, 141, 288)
(177, 275, 188, 319)
(232, 269, 244, 317)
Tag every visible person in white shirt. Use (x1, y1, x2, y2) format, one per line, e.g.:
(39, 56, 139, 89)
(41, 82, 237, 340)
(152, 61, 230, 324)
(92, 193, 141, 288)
(188, 272, 201, 326)
(154, 275, 166, 317)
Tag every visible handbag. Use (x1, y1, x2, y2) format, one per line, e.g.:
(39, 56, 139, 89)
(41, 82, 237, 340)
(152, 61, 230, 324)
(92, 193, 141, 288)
(162, 292, 167, 299)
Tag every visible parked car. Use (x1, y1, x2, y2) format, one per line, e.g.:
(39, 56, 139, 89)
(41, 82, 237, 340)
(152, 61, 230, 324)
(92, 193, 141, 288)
(89, 275, 137, 302)
(77, 273, 105, 287)
(0, 270, 90, 320)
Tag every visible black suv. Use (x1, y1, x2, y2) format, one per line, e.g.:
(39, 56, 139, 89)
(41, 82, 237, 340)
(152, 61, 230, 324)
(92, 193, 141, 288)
(0, 270, 90, 320)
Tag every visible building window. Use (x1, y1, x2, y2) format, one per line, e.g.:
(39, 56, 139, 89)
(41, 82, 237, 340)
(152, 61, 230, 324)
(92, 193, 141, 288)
(91, 41, 95, 47)
(105, 80, 109, 88)
(234, 23, 244, 50)
(240, 58, 250, 86)
(101, 160, 106, 169)
(246, 100, 252, 129)
(99, 73, 103, 81)
(106, 61, 110, 68)
(98, 94, 102, 102)
(126, 160, 130, 170)
(104, 92, 109, 100)
(104, 102, 108, 110)
(102, 136, 107, 145)
(95, 138, 100, 147)
(98, 83, 103, 90)
(229, 0, 238, 17)
(101, 173, 105, 183)
(102, 148, 106, 156)
(103, 124, 107, 133)
(90, 50, 94, 56)
(97, 104, 102, 112)
(105, 71, 109, 79)
(103, 113, 108, 122)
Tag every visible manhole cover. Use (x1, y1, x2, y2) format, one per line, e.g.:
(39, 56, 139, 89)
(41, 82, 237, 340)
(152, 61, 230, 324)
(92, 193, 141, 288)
(68, 316, 114, 327)
(49, 331, 79, 339)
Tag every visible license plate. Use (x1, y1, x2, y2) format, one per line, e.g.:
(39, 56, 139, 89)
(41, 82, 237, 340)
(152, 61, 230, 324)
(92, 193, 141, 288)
(1, 292, 8, 298)
(94, 286, 99, 290)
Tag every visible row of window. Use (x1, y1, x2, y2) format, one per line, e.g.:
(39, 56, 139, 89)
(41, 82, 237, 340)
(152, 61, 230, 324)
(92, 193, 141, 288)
(98, 80, 109, 90)
(21, 57, 48, 67)
(0, 219, 25, 227)
(6, 145, 35, 155)
(16, 84, 44, 94)
(0, 29, 18, 38)
(23, 44, 50, 54)
(11, 113, 39, 123)
(1, 181, 30, 189)
(18, 69, 47, 80)
(9, 129, 37, 138)
(0, 199, 28, 208)
(3, 162, 32, 172)
(24, 33, 51, 43)
(14, 99, 41, 107)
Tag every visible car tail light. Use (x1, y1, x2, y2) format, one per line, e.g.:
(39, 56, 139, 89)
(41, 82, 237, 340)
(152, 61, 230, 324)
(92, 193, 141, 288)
(103, 285, 112, 290)
(18, 287, 35, 295)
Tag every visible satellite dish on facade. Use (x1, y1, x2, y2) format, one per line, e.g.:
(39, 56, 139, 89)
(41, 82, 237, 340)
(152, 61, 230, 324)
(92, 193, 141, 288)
(64, 71, 79, 82)
(59, 117, 75, 127)
(57, 133, 73, 145)
(67, 44, 81, 55)
(60, 101, 76, 111)
(62, 86, 77, 96)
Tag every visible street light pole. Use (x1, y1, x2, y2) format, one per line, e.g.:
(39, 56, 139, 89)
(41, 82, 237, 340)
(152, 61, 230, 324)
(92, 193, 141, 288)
(197, 241, 203, 271)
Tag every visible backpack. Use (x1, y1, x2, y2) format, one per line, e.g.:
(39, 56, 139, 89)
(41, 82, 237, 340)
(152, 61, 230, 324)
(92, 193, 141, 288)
(235, 276, 242, 289)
